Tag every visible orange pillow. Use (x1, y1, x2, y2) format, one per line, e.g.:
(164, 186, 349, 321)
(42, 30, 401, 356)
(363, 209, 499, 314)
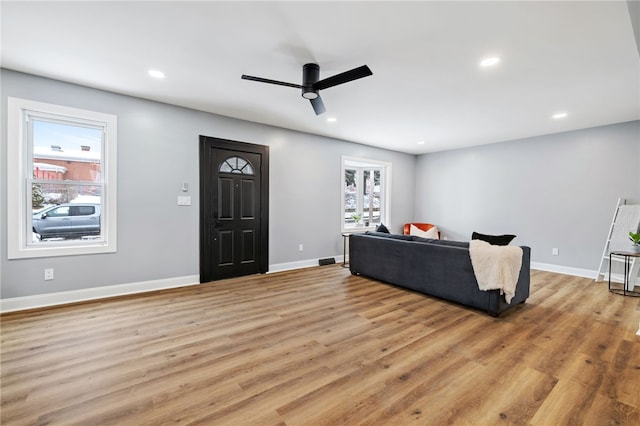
(410, 224, 440, 239)
(403, 223, 437, 236)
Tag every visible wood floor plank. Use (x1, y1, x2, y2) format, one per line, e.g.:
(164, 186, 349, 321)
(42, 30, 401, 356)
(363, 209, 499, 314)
(1, 266, 639, 425)
(582, 393, 640, 426)
(529, 376, 600, 426)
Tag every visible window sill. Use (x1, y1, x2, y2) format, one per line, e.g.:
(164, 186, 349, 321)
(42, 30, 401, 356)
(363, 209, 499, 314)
(9, 239, 117, 259)
(341, 226, 376, 234)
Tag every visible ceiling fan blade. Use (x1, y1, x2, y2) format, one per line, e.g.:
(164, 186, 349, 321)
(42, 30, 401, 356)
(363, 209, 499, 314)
(313, 65, 372, 91)
(310, 96, 326, 115)
(241, 74, 302, 89)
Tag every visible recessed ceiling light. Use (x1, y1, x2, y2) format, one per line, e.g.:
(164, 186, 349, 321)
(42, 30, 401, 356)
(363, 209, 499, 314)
(417, 141, 425, 145)
(326, 117, 337, 123)
(552, 112, 568, 119)
(148, 69, 165, 79)
(480, 57, 501, 67)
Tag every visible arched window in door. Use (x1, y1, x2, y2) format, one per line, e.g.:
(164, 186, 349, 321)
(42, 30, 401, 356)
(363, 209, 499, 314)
(219, 156, 254, 175)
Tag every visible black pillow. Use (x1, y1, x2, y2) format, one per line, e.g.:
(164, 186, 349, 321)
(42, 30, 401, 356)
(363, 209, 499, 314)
(376, 223, 390, 233)
(471, 231, 516, 246)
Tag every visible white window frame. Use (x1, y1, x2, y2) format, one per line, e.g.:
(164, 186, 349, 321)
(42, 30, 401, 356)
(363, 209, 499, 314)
(7, 97, 117, 259)
(341, 155, 391, 233)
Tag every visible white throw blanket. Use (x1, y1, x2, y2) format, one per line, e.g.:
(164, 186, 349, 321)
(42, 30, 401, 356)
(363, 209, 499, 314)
(469, 240, 523, 303)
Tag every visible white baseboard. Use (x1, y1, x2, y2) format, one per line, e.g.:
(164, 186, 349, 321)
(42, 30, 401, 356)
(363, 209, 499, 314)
(531, 261, 640, 286)
(0, 275, 200, 314)
(530, 262, 597, 279)
(268, 255, 343, 274)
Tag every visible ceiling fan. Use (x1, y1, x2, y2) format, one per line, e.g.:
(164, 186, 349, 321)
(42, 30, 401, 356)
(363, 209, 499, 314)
(241, 63, 373, 115)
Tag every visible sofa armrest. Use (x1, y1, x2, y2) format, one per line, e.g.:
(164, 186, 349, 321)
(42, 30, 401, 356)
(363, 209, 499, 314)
(487, 246, 531, 316)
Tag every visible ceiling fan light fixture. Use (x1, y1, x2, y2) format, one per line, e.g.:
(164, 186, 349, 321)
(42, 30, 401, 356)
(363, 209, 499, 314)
(302, 90, 318, 100)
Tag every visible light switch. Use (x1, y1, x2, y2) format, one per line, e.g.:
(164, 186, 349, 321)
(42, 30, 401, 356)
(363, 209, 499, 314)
(178, 196, 192, 206)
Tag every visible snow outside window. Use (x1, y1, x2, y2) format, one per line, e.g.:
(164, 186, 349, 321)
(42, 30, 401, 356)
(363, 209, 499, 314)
(7, 97, 117, 258)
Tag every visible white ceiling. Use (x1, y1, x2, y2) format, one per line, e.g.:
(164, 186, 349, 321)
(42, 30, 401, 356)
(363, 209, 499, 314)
(2, 1, 639, 154)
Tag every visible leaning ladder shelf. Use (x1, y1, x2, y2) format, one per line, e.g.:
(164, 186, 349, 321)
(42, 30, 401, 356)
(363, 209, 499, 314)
(595, 198, 640, 290)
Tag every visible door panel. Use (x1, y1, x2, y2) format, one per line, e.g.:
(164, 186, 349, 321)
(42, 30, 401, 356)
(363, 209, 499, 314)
(218, 178, 234, 219)
(218, 230, 234, 266)
(241, 179, 255, 218)
(200, 136, 269, 282)
(241, 229, 255, 263)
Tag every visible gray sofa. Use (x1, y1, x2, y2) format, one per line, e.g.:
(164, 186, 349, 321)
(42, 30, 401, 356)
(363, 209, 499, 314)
(349, 232, 531, 316)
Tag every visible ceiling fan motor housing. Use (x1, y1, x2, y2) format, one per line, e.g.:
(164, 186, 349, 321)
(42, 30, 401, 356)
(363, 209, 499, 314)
(302, 63, 319, 99)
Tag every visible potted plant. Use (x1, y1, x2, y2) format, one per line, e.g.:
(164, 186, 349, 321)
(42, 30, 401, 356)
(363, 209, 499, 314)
(351, 213, 363, 227)
(629, 231, 640, 252)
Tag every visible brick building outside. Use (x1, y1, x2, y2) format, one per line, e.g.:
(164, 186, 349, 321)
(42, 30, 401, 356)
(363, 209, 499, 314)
(33, 144, 101, 204)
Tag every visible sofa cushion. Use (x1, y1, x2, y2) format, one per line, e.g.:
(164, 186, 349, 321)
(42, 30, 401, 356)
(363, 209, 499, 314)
(471, 231, 516, 246)
(375, 223, 390, 233)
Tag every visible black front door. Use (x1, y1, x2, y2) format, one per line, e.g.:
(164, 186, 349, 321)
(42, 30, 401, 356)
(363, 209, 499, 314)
(199, 136, 269, 282)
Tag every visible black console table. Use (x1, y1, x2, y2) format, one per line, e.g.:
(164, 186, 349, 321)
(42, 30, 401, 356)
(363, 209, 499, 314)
(608, 251, 640, 297)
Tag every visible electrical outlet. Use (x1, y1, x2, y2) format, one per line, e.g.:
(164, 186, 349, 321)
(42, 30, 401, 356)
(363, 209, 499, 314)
(552, 248, 559, 256)
(298, 244, 304, 252)
(44, 268, 54, 280)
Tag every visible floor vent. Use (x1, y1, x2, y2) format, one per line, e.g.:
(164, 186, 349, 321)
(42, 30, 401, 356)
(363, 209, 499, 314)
(318, 257, 336, 266)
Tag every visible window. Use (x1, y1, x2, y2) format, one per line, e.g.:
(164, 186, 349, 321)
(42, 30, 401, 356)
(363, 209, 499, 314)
(219, 156, 254, 175)
(7, 97, 117, 258)
(341, 156, 391, 232)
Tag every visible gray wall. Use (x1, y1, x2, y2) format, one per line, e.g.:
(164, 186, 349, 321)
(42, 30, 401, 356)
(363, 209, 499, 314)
(1, 69, 416, 298)
(3, 68, 637, 299)
(415, 120, 640, 271)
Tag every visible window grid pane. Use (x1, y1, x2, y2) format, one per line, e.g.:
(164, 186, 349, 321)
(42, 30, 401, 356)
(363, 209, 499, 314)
(32, 119, 103, 184)
(29, 181, 103, 244)
(219, 156, 254, 175)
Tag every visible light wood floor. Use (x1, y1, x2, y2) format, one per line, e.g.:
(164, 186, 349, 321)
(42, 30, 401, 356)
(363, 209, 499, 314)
(1, 266, 639, 425)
